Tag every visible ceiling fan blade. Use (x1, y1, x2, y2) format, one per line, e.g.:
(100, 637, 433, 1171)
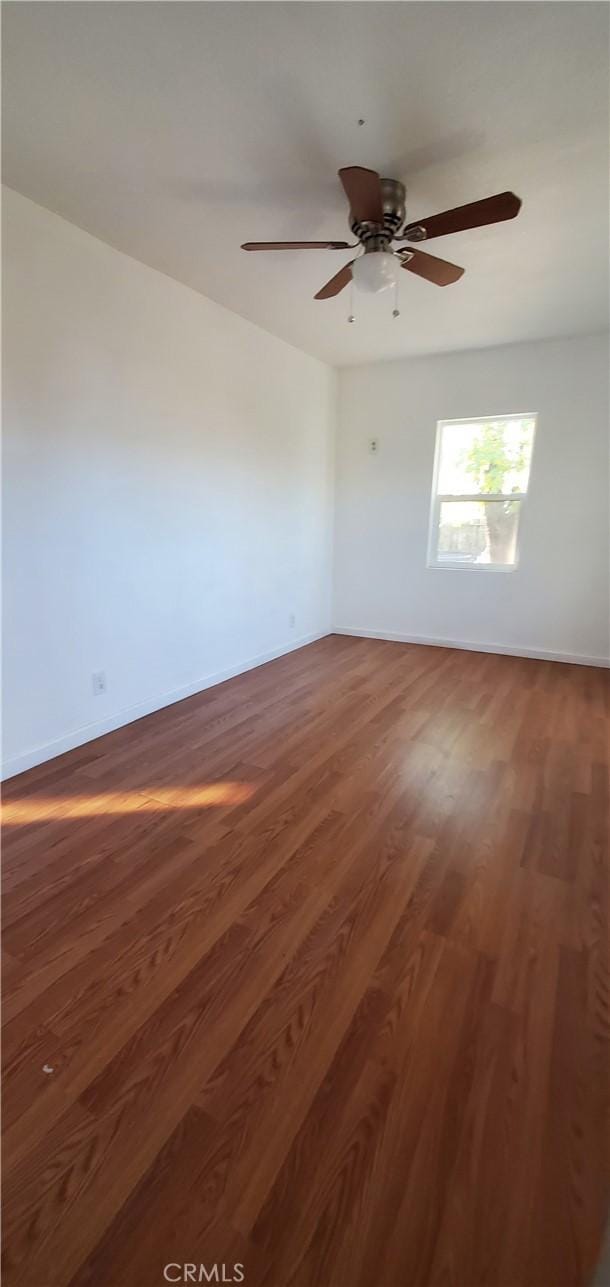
(402, 191, 521, 242)
(338, 167, 384, 224)
(402, 249, 464, 286)
(242, 240, 351, 251)
(314, 261, 355, 300)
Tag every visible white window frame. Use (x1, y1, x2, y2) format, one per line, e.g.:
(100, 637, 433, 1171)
(427, 413, 537, 573)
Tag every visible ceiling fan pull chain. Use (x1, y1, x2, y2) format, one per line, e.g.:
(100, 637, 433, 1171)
(348, 278, 355, 324)
(392, 277, 400, 319)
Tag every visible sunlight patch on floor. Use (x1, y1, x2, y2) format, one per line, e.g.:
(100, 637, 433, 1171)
(1, 781, 256, 825)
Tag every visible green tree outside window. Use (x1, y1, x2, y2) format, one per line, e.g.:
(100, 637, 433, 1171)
(462, 421, 531, 564)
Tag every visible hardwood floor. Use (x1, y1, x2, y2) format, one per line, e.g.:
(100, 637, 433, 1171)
(2, 635, 608, 1287)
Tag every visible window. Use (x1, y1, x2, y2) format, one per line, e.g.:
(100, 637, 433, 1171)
(428, 414, 536, 570)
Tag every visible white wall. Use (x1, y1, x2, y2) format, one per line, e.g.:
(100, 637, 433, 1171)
(2, 188, 335, 777)
(333, 334, 609, 665)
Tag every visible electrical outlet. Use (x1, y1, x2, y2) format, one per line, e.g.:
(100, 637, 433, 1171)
(91, 670, 107, 696)
(288, 612, 296, 629)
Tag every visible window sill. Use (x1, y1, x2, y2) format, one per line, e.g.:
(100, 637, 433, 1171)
(426, 561, 518, 573)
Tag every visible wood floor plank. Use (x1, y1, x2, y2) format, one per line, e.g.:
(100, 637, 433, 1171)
(249, 927, 448, 1286)
(2, 636, 608, 1287)
(68, 1107, 265, 1287)
(329, 941, 487, 1287)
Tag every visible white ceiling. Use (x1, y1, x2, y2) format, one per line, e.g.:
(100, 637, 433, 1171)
(3, 2, 609, 366)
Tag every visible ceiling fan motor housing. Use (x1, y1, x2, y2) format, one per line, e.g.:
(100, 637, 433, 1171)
(349, 178, 406, 244)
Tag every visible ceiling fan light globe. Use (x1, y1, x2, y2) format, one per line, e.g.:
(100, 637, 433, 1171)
(352, 250, 399, 294)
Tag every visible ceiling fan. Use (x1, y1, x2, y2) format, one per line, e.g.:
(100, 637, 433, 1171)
(242, 167, 522, 300)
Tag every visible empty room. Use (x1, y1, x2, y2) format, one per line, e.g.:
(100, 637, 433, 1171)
(2, 2, 609, 1285)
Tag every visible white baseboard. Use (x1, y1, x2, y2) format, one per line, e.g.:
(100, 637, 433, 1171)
(332, 627, 610, 669)
(1, 630, 330, 781)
